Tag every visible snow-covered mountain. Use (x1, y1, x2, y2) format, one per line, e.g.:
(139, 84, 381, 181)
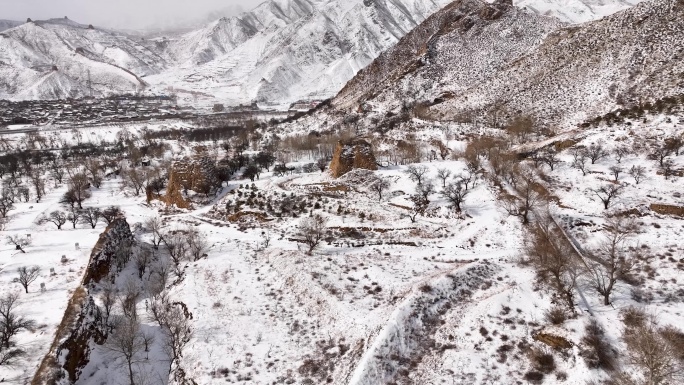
(331, 0, 684, 129)
(0, 18, 168, 100)
(150, 0, 455, 107)
(0, 0, 648, 104)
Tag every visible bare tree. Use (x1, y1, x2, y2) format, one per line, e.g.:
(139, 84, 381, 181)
(134, 250, 152, 279)
(442, 181, 469, 212)
(541, 149, 561, 171)
(297, 214, 328, 254)
(661, 159, 676, 180)
(585, 218, 639, 305)
(405, 181, 435, 222)
(0, 197, 13, 218)
(38, 210, 68, 230)
(629, 165, 646, 184)
(147, 261, 170, 296)
(100, 281, 117, 329)
(571, 147, 589, 176)
(186, 228, 209, 261)
(404, 164, 429, 186)
(652, 143, 672, 167)
(145, 217, 164, 249)
(506, 115, 535, 143)
(503, 170, 545, 225)
(119, 280, 142, 321)
(622, 317, 684, 385)
(665, 136, 683, 156)
(164, 231, 189, 267)
(49, 161, 65, 186)
(0, 293, 36, 362)
(592, 184, 623, 210)
(67, 173, 91, 209)
(17, 266, 41, 293)
(6, 235, 31, 253)
(80, 207, 101, 229)
(436, 168, 452, 188)
(85, 159, 103, 188)
(101, 206, 123, 225)
(613, 146, 630, 163)
(17, 186, 30, 203)
(105, 316, 145, 385)
(29, 170, 46, 202)
(369, 177, 391, 202)
(587, 143, 609, 164)
(122, 166, 147, 196)
(527, 215, 581, 312)
(66, 207, 81, 229)
(147, 294, 192, 367)
(609, 166, 623, 182)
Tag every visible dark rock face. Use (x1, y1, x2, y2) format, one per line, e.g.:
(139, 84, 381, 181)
(32, 219, 131, 385)
(329, 139, 378, 178)
(82, 218, 133, 286)
(56, 296, 106, 383)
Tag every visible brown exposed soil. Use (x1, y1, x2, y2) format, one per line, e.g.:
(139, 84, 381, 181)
(533, 332, 573, 350)
(650, 203, 684, 217)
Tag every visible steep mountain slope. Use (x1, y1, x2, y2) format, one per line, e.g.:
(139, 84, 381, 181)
(333, 0, 562, 110)
(431, 0, 684, 128)
(0, 19, 168, 99)
(149, 0, 453, 107)
(331, 0, 684, 130)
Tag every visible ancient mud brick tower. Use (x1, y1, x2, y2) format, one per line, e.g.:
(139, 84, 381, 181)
(329, 139, 378, 178)
(164, 157, 220, 208)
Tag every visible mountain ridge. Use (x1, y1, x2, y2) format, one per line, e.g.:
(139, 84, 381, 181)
(0, 0, 656, 105)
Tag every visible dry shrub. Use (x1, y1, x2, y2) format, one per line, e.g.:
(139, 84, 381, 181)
(621, 306, 647, 329)
(581, 320, 615, 370)
(660, 326, 684, 361)
(523, 371, 544, 384)
(544, 306, 568, 325)
(529, 348, 556, 374)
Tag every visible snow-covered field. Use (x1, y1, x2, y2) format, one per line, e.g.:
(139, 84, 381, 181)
(1, 108, 683, 385)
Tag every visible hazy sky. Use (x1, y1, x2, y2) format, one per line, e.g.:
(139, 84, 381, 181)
(0, 0, 259, 30)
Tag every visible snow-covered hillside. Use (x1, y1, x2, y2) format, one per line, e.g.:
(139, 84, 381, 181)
(0, 0, 648, 106)
(0, 18, 167, 100)
(330, 0, 684, 130)
(149, 0, 454, 108)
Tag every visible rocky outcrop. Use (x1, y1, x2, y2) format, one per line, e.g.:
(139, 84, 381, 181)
(164, 157, 220, 208)
(31, 218, 130, 385)
(82, 218, 133, 286)
(55, 296, 106, 384)
(329, 139, 378, 178)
